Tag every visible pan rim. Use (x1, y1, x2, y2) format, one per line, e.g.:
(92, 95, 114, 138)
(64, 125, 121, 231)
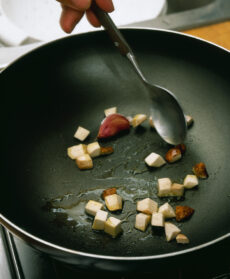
(1, 27, 230, 261)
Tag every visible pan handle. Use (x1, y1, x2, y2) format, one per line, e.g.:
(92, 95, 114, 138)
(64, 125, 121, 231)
(91, 2, 134, 56)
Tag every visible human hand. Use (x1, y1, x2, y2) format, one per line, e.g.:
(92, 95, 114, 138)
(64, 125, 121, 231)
(57, 0, 114, 33)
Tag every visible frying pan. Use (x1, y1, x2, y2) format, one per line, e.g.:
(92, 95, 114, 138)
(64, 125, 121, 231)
(0, 28, 230, 271)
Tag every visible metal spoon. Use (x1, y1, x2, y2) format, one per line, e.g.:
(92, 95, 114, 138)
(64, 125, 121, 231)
(91, 3, 187, 145)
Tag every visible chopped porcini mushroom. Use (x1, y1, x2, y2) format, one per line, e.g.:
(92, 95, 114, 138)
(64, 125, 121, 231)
(100, 146, 114, 156)
(74, 126, 90, 141)
(132, 114, 147, 128)
(176, 233, 190, 244)
(192, 162, 209, 179)
(151, 212, 164, 227)
(92, 210, 108, 230)
(158, 202, 176, 219)
(104, 194, 122, 211)
(76, 154, 93, 170)
(67, 144, 87, 160)
(175, 205, 194, 222)
(104, 107, 117, 117)
(137, 198, 158, 215)
(175, 143, 186, 154)
(185, 115, 194, 127)
(183, 174, 199, 189)
(171, 183, 184, 197)
(145, 152, 166, 168)
(135, 213, 151, 232)
(102, 188, 117, 200)
(87, 142, 101, 158)
(104, 217, 122, 238)
(164, 222, 181, 242)
(157, 178, 172, 197)
(165, 148, 182, 163)
(85, 200, 104, 216)
(149, 116, 155, 128)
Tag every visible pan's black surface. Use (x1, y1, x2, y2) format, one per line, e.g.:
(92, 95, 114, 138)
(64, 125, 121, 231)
(0, 29, 230, 260)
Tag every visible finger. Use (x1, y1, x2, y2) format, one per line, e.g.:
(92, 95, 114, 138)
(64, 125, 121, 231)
(95, 0, 114, 12)
(57, 0, 91, 12)
(60, 5, 84, 33)
(86, 9, 101, 27)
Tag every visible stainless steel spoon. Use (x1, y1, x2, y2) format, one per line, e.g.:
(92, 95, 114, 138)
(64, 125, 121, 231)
(91, 3, 187, 145)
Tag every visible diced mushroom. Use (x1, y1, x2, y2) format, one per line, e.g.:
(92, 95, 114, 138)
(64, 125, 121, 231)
(185, 115, 194, 127)
(67, 144, 87, 159)
(157, 178, 172, 197)
(100, 146, 114, 156)
(171, 183, 184, 197)
(145, 152, 166, 168)
(175, 205, 194, 222)
(165, 148, 182, 163)
(131, 114, 147, 128)
(164, 222, 181, 242)
(176, 233, 190, 244)
(183, 174, 199, 189)
(85, 200, 103, 216)
(175, 143, 186, 154)
(137, 198, 158, 215)
(92, 210, 108, 230)
(104, 217, 122, 238)
(149, 116, 155, 128)
(74, 126, 90, 141)
(76, 154, 93, 170)
(126, 116, 133, 124)
(104, 194, 122, 211)
(135, 213, 151, 232)
(104, 107, 117, 117)
(151, 212, 164, 227)
(192, 162, 209, 179)
(102, 188, 117, 200)
(86, 142, 101, 158)
(158, 202, 176, 219)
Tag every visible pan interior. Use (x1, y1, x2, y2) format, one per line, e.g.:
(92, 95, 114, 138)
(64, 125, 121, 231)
(0, 29, 230, 257)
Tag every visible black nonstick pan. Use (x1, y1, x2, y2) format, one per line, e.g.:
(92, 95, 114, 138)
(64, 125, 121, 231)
(0, 28, 230, 271)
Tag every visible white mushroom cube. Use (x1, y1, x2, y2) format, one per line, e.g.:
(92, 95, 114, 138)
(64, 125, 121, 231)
(67, 144, 87, 159)
(104, 217, 122, 238)
(135, 213, 151, 232)
(158, 203, 176, 219)
(165, 222, 181, 242)
(145, 152, 166, 168)
(85, 200, 103, 216)
(104, 107, 117, 117)
(149, 116, 155, 128)
(183, 174, 199, 189)
(171, 183, 184, 197)
(151, 212, 164, 227)
(185, 115, 194, 127)
(92, 210, 108, 230)
(104, 194, 122, 211)
(132, 114, 147, 127)
(87, 142, 101, 158)
(176, 233, 190, 244)
(137, 198, 158, 215)
(157, 178, 172, 197)
(76, 154, 93, 170)
(74, 126, 90, 141)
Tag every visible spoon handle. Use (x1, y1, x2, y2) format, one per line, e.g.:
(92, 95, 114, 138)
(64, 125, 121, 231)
(91, 2, 133, 56)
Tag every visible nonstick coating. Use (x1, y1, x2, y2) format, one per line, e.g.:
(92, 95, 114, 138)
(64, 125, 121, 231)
(0, 29, 230, 258)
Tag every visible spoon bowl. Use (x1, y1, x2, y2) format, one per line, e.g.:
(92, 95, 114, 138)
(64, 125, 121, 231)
(92, 3, 187, 145)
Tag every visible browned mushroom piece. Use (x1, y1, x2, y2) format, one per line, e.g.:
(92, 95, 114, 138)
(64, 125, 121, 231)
(100, 146, 114, 155)
(192, 162, 209, 178)
(175, 205, 195, 222)
(175, 143, 186, 154)
(102, 187, 117, 200)
(165, 148, 182, 163)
